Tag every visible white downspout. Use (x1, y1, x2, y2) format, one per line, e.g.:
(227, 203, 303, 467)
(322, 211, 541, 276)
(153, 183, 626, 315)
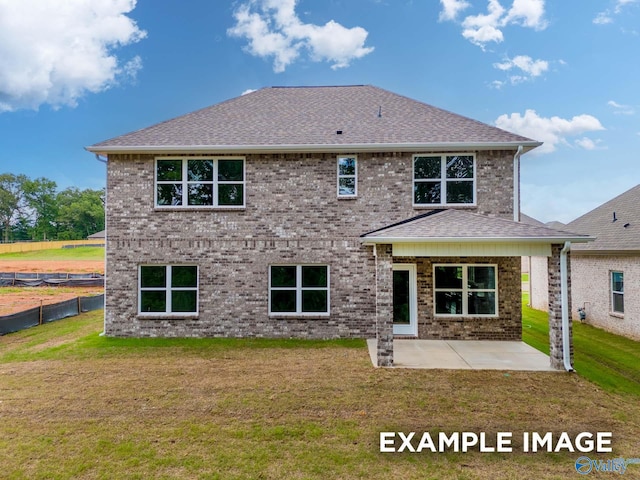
(94, 154, 107, 336)
(513, 145, 523, 222)
(560, 241, 574, 372)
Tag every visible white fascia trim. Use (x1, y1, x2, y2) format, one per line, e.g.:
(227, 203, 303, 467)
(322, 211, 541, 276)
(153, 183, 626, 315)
(361, 236, 593, 245)
(85, 141, 542, 155)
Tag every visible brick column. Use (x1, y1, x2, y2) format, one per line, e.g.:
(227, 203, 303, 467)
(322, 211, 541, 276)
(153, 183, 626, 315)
(375, 244, 394, 367)
(548, 244, 573, 370)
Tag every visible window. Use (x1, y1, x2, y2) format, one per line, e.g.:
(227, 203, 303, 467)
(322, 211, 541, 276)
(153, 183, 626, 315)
(337, 156, 357, 197)
(611, 271, 624, 314)
(269, 265, 329, 315)
(155, 157, 245, 208)
(139, 265, 198, 315)
(434, 264, 497, 316)
(414, 154, 475, 206)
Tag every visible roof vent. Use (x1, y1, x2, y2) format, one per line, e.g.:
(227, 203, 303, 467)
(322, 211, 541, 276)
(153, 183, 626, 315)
(336, 130, 343, 135)
(378, 106, 382, 118)
(613, 212, 617, 222)
(624, 223, 630, 228)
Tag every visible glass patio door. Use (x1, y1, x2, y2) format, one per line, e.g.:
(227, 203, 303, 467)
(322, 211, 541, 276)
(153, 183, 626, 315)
(392, 264, 417, 336)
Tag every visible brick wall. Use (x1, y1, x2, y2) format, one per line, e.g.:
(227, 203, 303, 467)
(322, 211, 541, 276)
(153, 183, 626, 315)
(105, 150, 518, 338)
(571, 254, 640, 340)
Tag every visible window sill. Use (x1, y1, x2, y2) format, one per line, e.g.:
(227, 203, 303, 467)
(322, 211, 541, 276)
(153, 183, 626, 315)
(609, 312, 624, 319)
(434, 314, 499, 319)
(337, 196, 357, 200)
(154, 207, 245, 212)
(413, 204, 477, 209)
(269, 313, 330, 319)
(137, 314, 199, 320)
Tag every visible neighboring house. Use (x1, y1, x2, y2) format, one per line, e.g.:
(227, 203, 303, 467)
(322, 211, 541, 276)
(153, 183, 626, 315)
(87, 230, 106, 240)
(565, 185, 640, 339)
(86, 85, 590, 368)
(520, 215, 568, 312)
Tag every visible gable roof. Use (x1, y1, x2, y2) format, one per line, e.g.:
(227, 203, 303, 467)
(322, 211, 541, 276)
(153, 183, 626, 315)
(87, 85, 540, 155)
(361, 209, 591, 244)
(567, 184, 640, 253)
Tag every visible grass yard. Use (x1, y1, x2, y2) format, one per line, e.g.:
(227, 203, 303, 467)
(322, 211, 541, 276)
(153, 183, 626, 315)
(522, 302, 640, 397)
(0, 246, 105, 261)
(1, 311, 640, 479)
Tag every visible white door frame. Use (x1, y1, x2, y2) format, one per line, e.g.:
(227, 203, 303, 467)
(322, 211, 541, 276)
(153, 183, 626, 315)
(392, 264, 418, 336)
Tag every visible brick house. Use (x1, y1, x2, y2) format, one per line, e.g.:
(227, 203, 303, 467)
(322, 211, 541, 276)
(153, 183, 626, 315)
(87, 85, 590, 368)
(562, 185, 639, 339)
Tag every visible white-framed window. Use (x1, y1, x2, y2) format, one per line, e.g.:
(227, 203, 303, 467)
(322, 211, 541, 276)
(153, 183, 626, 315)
(434, 264, 497, 316)
(269, 265, 330, 315)
(413, 154, 476, 206)
(155, 157, 245, 208)
(139, 265, 199, 315)
(611, 271, 624, 314)
(337, 156, 357, 197)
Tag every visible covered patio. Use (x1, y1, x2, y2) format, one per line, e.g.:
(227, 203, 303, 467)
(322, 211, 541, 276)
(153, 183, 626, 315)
(361, 210, 592, 371)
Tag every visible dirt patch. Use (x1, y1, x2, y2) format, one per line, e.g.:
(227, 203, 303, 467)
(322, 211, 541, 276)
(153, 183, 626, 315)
(0, 259, 104, 274)
(0, 287, 104, 316)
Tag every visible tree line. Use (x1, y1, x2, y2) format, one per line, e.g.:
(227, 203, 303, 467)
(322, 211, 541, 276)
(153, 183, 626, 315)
(0, 173, 104, 242)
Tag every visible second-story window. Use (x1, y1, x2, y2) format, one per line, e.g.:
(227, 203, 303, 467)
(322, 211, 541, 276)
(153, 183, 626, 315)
(413, 154, 475, 206)
(337, 156, 357, 197)
(155, 157, 245, 208)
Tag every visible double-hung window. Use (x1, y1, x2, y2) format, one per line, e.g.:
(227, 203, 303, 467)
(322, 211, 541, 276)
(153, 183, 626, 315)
(139, 265, 199, 315)
(269, 265, 330, 315)
(414, 154, 475, 206)
(611, 271, 624, 314)
(337, 156, 357, 197)
(155, 157, 245, 208)
(434, 265, 497, 316)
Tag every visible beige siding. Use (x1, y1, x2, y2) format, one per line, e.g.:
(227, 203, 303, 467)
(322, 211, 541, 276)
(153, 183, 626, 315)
(571, 255, 640, 340)
(394, 243, 551, 257)
(529, 256, 549, 310)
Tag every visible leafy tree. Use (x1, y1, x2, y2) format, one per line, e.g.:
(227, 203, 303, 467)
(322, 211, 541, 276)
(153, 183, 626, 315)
(56, 187, 105, 240)
(0, 173, 27, 243)
(23, 177, 58, 241)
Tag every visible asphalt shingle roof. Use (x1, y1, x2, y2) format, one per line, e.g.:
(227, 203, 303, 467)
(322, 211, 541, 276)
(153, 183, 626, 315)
(361, 209, 591, 243)
(567, 184, 640, 252)
(88, 85, 540, 153)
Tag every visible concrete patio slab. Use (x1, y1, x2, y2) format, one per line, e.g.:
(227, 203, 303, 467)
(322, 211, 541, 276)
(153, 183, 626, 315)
(367, 339, 556, 371)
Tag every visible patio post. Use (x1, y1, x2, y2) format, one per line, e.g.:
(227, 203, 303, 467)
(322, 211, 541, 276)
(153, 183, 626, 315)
(547, 244, 573, 370)
(375, 244, 394, 367)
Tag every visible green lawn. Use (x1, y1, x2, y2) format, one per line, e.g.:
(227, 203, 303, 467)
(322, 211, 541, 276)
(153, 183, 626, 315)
(522, 301, 640, 397)
(2, 310, 640, 479)
(0, 246, 104, 261)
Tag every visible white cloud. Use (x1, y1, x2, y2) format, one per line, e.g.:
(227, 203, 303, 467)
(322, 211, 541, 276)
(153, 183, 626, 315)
(607, 100, 635, 115)
(228, 0, 374, 72)
(495, 110, 605, 154)
(594, 0, 639, 24)
(493, 55, 549, 84)
(0, 0, 146, 112)
(503, 0, 547, 29)
(439, 0, 471, 21)
(441, 0, 547, 48)
(574, 137, 604, 150)
(593, 12, 614, 24)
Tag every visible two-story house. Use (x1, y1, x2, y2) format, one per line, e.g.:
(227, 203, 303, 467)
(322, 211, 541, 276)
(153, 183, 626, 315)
(87, 85, 589, 368)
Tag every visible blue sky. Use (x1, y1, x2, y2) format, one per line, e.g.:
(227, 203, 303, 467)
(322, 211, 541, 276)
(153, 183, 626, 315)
(0, 0, 638, 223)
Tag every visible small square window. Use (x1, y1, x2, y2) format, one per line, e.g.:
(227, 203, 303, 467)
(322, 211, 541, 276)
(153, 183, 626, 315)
(139, 265, 198, 315)
(269, 265, 330, 315)
(414, 154, 476, 206)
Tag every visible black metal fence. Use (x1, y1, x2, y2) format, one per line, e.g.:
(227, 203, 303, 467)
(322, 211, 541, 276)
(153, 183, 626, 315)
(0, 294, 104, 336)
(0, 272, 104, 287)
